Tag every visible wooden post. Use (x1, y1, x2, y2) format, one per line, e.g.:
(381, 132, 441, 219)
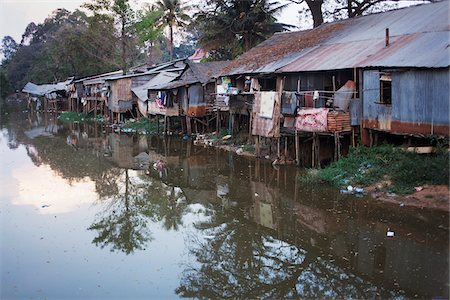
(164, 115, 168, 134)
(316, 134, 320, 168)
(249, 111, 253, 139)
(337, 133, 341, 160)
(277, 137, 280, 158)
(230, 112, 235, 135)
(352, 127, 356, 147)
(312, 133, 315, 168)
(255, 135, 260, 157)
(334, 132, 338, 161)
(295, 129, 300, 166)
(284, 136, 288, 160)
(157, 115, 160, 134)
(186, 116, 192, 136)
(216, 110, 220, 134)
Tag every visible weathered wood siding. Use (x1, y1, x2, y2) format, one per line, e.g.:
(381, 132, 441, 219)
(363, 68, 449, 136)
(109, 78, 133, 112)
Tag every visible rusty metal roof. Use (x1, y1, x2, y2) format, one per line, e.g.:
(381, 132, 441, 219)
(22, 78, 73, 96)
(148, 60, 231, 90)
(223, 1, 449, 75)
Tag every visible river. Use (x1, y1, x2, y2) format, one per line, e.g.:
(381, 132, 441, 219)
(1, 101, 448, 299)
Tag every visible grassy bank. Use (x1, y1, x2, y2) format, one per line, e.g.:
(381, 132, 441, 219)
(58, 112, 102, 123)
(299, 145, 449, 195)
(121, 117, 158, 134)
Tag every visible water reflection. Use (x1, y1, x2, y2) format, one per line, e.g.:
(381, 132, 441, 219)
(1, 106, 448, 299)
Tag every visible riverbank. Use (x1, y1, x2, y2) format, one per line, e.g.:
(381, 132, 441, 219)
(58, 111, 450, 212)
(299, 145, 449, 212)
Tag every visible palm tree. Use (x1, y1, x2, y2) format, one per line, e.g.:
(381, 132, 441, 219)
(156, 0, 190, 60)
(194, 0, 292, 59)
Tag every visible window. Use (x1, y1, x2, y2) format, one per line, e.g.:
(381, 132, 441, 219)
(380, 72, 392, 104)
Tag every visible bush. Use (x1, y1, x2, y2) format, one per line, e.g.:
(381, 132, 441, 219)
(300, 145, 449, 195)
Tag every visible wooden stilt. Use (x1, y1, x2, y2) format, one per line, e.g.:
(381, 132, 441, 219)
(277, 137, 280, 158)
(216, 110, 220, 133)
(352, 127, 356, 147)
(164, 115, 167, 134)
(249, 111, 253, 139)
(284, 136, 288, 160)
(186, 116, 192, 136)
(337, 133, 341, 160)
(316, 133, 320, 168)
(157, 115, 160, 134)
(255, 135, 260, 157)
(295, 129, 299, 166)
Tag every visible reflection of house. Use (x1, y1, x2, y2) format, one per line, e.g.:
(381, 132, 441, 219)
(250, 181, 280, 231)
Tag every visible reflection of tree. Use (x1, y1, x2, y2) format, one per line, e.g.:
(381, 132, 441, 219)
(89, 169, 155, 254)
(88, 170, 189, 254)
(177, 204, 400, 299)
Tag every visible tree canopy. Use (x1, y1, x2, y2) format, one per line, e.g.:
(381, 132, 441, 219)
(194, 0, 292, 59)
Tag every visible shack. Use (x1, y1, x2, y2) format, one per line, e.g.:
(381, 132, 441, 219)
(220, 1, 449, 165)
(105, 59, 186, 123)
(75, 70, 123, 116)
(133, 60, 230, 135)
(22, 78, 73, 112)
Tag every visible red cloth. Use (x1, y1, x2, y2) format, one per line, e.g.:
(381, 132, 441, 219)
(295, 108, 329, 132)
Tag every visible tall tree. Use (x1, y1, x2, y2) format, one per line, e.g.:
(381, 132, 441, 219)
(194, 0, 292, 60)
(0, 36, 18, 64)
(135, 7, 164, 65)
(156, 0, 190, 60)
(82, 0, 137, 72)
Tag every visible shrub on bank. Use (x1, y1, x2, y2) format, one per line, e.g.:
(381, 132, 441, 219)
(299, 145, 449, 195)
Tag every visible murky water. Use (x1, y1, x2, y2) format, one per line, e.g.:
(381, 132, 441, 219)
(1, 104, 449, 299)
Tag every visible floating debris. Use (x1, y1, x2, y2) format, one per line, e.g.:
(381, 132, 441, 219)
(386, 228, 395, 237)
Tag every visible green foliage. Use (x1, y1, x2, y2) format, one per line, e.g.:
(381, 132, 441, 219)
(58, 111, 103, 123)
(194, 0, 292, 58)
(242, 144, 255, 153)
(135, 9, 164, 44)
(0, 71, 12, 98)
(299, 145, 449, 195)
(156, 0, 191, 59)
(122, 117, 159, 134)
(4, 8, 123, 90)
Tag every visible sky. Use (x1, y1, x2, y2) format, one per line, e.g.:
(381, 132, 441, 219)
(0, 0, 303, 44)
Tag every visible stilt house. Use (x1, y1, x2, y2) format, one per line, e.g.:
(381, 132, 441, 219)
(220, 1, 449, 164)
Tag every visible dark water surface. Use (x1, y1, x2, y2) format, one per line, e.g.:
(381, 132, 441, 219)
(1, 105, 449, 299)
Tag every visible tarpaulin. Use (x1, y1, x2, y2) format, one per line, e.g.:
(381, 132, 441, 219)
(295, 108, 329, 132)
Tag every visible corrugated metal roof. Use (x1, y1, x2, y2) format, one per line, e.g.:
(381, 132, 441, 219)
(147, 60, 231, 90)
(132, 71, 179, 100)
(22, 79, 73, 96)
(74, 70, 123, 84)
(223, 1, 449, 75)
(187, 60, 231, 83)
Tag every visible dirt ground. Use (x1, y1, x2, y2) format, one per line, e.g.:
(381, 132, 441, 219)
(367, 184, 450, 212)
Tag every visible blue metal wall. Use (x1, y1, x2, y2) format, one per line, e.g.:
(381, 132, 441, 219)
(363, 68, 449, 127)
